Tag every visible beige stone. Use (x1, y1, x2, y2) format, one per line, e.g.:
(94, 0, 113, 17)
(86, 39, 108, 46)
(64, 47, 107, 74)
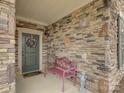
(0, 49, 7, 52)
(10, 40, 15, 44)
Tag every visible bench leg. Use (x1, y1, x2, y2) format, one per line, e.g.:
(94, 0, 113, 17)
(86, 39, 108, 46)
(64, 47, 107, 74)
(73, 77, 76, 86)
(73, 71, 76, 86)
(62, 77, 64, 92)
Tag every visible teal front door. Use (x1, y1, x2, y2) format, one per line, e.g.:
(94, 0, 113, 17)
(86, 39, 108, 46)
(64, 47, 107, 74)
(22, 33, 39, 73)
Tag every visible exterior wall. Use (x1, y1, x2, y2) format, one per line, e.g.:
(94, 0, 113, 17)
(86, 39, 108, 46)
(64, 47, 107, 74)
(46, 0, 110, 93)
(45, 0, 124, 93)
(16, 20, 47, 73)
(0, 0, 16, 93)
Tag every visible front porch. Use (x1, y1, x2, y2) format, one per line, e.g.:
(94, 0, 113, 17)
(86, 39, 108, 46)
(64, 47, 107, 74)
(1, 0, 124, 93)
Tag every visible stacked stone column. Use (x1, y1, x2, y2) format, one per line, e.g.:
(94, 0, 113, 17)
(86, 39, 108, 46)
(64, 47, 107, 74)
(0, 0, 15, 93)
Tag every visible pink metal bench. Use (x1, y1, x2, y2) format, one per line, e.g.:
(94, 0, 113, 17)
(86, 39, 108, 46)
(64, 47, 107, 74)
(48, 57, 77, 92)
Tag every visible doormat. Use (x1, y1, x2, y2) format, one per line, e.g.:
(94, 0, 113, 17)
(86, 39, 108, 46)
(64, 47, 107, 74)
(23, 71, 42, 78)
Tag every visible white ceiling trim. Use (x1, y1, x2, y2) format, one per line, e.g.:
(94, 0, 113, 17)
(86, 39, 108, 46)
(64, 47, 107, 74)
(16, 16, 48, 26)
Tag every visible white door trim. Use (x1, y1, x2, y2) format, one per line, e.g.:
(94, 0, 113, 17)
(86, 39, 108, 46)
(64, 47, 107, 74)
(17, 27, 43, 74)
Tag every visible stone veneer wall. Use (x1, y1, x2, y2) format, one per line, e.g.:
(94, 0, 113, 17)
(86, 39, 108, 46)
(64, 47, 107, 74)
(0, 0, 15, 93)
(46, 0, 110, 93)
(16, 20, 47, 72)
(45, 0, 124, 93)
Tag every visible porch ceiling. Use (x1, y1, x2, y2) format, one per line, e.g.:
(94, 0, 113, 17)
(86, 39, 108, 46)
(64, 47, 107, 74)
(16, 0, 93, 25)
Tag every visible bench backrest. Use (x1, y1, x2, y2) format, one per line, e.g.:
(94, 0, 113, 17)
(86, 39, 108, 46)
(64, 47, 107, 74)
(55, 57, 76, 69)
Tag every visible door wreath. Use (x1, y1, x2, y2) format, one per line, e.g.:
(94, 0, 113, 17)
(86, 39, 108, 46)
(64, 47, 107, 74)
(26, 38, 37, 48)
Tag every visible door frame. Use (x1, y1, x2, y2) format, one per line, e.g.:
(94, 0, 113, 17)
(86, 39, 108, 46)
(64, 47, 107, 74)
(17, 27, 43, 74)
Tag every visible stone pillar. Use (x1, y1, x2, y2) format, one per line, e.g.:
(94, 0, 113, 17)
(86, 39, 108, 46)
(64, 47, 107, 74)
(0, 0, 15, 93)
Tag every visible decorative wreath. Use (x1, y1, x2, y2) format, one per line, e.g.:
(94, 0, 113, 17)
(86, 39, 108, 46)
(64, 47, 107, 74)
(26, 38, 37, 48)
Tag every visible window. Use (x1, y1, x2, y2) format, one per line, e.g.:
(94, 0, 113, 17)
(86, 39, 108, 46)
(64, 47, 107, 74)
(117, 15, 124, 69)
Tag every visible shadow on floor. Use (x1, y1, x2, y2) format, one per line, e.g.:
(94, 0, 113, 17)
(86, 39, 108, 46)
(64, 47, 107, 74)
(23, 71, 42, 78)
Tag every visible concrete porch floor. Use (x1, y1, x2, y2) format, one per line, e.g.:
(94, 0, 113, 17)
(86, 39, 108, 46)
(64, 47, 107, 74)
(16, 73, 92, 93)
